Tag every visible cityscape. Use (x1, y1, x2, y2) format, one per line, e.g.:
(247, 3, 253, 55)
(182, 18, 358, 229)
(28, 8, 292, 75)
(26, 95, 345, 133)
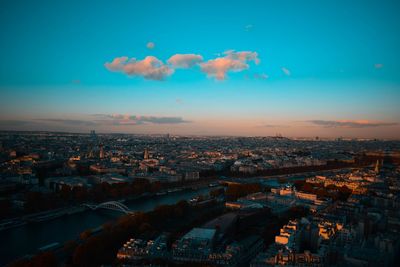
(1, 1, 400, 267)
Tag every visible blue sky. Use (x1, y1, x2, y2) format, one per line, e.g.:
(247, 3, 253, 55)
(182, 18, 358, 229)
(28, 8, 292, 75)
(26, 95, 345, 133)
(0, 0, 399, 138)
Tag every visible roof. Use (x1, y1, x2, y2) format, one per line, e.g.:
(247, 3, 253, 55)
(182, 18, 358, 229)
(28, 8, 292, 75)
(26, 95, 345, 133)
(183, 228, 216, 241)
(202, 212, 238, 234)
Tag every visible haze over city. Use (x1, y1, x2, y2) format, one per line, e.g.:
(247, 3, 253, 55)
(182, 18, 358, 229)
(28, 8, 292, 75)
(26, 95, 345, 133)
(0, 0, 399, 138)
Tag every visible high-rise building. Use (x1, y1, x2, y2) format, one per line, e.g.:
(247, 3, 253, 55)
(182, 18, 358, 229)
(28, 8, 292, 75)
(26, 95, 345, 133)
(90, 130, 97, 142)
(143, 148, 149, 160)
(99, 144, 105, 159)
(374, 160, 380, 173)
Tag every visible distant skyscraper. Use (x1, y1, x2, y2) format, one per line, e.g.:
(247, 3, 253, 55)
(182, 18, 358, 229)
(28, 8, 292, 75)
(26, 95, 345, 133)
(374, 160, 380, 173)
(90, 130, 97, 141)
(144, 148, 149, 160)
(99, 144, 105, 159)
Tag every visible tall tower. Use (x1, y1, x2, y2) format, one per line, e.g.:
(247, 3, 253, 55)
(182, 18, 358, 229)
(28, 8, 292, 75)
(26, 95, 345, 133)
(374, 160, 380, 173)
(143, 148, 149, 160)
(99, 144, 105, 159)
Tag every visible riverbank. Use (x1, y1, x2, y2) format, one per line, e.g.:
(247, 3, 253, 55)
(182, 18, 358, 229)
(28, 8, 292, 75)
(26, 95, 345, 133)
(0, 180, 214, 233)
(0, 185, 217, 265)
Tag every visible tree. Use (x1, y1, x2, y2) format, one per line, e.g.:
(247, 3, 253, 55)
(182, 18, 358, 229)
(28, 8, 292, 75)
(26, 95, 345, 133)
(73, 244, 90, 267)
(73, 186, 88, 202)
(150, 181, 162, 193)
(30, 251, 57, 267)
(301, 182, 315, 193)
(60, 184, 72, 200)
(225, 183, 261, 200)
(64, 240, 78, 255)
(0, 198, 12, 219)
(102, 222, 113, 233)
(139, 222, 154, 236)
(80, 229, 92, 240)
(25, 191, 44, 213)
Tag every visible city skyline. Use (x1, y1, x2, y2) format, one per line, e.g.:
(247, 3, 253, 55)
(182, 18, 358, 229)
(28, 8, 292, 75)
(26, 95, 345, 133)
(1, 0, 400, 138)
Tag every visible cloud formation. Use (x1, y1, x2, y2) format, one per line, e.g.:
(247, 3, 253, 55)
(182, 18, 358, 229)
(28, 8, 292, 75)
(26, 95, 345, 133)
(261, 124, 290, 128)
(0, 115, 190, 131)
(309, 120, 397, 128)
(224, 50, 260, 65)
(146, 42, 155, 49)
(281, 67, 291, 76)
(167, 54, 203, 68)
(105, 50, 260, 81)
(105, 56, 174, 81)
(200, 50, 260, 80)
(94, 114, 190, 125)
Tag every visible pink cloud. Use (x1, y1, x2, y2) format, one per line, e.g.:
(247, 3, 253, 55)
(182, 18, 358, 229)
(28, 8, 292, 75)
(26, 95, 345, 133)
(200, 50, 259, 80)
(167, 54, 203, 68)
(106, 50, 260, 81)
(104, 56, 129, 71)
(309, 120, 397, 128)
(105, 56, 173, 81)
(200, 57, 248, 80)
(93, 114, 190, 125)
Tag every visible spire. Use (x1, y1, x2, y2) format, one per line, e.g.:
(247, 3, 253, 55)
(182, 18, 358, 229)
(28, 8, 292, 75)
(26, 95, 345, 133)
(374, 160, 380, 173)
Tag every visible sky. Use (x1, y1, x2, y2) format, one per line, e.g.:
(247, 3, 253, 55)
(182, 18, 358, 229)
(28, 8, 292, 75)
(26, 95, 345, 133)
(0, 0, 399, 138)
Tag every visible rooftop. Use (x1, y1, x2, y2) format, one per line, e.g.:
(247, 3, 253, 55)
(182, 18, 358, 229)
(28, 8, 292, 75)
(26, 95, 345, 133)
(183, 228, 217, 241)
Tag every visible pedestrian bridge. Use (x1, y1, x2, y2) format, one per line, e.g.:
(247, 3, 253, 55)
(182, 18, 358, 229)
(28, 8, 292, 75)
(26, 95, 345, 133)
(83, 201, 134, 214)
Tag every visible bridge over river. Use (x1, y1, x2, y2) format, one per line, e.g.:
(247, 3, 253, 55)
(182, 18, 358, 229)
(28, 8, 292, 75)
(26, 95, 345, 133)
(83, 201, 135, 214)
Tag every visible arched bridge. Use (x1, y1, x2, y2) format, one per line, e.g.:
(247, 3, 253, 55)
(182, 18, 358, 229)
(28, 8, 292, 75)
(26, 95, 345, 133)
(84, 201, 134, 214)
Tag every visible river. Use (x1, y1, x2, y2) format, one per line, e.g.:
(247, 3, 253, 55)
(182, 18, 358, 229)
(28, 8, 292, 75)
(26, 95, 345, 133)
(0, 187, 215, 265)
